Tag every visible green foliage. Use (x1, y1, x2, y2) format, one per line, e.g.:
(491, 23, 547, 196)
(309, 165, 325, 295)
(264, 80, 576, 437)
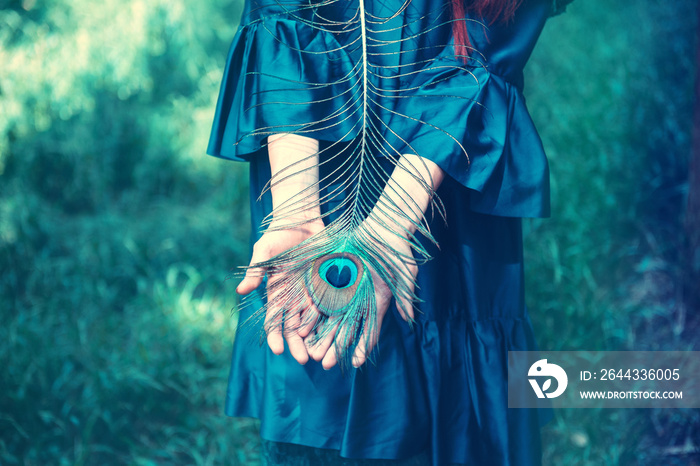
(0, 0, 697, 464)
(1, 188, 258, 464)
(525, 1, 698, 464)
(0, 0, 258, 463)
(0, 0, 244, 206)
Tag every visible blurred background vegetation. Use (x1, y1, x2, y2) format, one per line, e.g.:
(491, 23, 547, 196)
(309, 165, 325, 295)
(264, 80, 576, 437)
(0, 0, 697, 464)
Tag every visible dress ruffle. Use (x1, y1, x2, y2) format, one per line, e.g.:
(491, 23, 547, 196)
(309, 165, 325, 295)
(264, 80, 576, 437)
(227, 306, 549, 465)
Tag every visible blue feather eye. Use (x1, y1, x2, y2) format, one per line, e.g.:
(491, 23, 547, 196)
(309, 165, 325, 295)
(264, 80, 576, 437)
(319, 257, 358, 289)
(307, 252, 372, 316)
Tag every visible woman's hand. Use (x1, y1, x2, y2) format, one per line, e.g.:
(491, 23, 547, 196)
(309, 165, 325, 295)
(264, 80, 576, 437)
(240, 135, 444, 370)
(237, 133, 323, 364)
(306, 153, 443, 369)
(305, 223, 417, 369)
(237, 217, 325, 365)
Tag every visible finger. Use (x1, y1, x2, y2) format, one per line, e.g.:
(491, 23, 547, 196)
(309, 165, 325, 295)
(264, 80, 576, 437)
(284, 311, 309, 365)
(352, 309, 386, 368)
(266, 323, 285, 355)
(264, 291, 285, 355)
(265, 270, 305, 358)
(306, 317, 339, 362)
(321, 343, 338, 370)
(297, 293, 320, 338)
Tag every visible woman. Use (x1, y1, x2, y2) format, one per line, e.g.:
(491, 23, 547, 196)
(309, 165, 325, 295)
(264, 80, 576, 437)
(207, 0, 573, 464)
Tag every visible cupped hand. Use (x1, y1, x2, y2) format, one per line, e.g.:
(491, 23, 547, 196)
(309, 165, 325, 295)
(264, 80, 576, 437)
(305, 226, 417, 370)
(237, 219, 325, 365)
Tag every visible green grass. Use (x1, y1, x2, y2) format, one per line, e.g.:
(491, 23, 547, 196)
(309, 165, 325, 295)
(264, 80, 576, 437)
(1, 186, 259, 465)
(1, 0, 698, 464)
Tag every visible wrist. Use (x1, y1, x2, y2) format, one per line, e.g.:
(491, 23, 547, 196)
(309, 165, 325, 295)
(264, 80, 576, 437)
(362, 154, 443, 242)
(267, 133, 321, 224)
(362, 212, 415, 246)
(364, 210, 415, 240)
(269, 211, 324, 230)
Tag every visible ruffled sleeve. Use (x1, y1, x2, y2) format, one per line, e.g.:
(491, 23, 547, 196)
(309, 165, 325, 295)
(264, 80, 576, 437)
(381, 45, 551, 218)
(376, 0, 554, 218)
(207, 17, 359, 161)
(207, 0, 555, 218)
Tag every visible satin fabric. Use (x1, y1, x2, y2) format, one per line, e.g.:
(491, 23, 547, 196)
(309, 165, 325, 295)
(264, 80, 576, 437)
(208, 0, 566, 464)
(207, 0, 561, 217)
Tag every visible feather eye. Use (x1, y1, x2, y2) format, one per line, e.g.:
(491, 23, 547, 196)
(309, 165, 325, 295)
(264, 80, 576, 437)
(233, 0, 482, 367)
(308, 252, 368, 315)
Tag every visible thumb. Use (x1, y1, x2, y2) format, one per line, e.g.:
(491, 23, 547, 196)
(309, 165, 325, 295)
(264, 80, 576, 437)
(236, 242, 270, 295)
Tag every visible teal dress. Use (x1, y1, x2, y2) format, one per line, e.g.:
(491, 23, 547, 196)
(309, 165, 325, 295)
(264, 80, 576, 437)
(207, 0, 573, 464)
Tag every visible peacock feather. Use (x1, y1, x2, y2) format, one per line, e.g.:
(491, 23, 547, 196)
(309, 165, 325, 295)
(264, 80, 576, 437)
(232, 0, 480, 368)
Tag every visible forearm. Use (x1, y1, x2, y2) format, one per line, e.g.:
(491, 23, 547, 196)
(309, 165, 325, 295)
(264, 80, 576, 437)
(366, 153, 445, 239)
(267, 133, 321, 223)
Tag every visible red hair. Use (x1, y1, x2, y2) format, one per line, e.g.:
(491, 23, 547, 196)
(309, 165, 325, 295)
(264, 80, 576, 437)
(452, 0, 522, 60)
